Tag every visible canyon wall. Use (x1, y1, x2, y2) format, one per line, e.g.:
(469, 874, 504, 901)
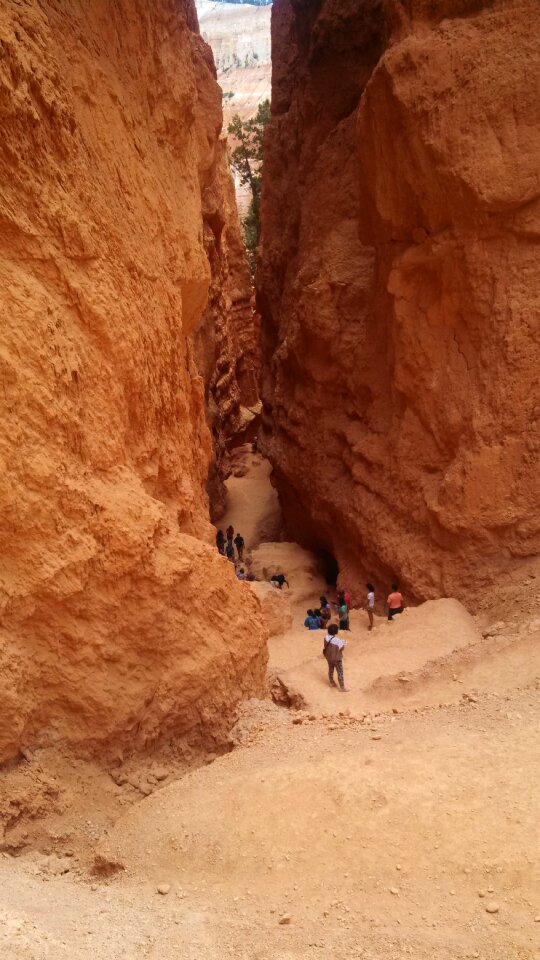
(258, 0, 540, 603)
(0, 0, 266, 764)
(193, 137, 260, 518)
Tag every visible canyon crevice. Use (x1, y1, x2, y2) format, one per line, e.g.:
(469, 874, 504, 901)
(258, 0, 540, 602)
(0, 0, 266, 764)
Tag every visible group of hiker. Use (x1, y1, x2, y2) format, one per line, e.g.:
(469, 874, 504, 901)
(217, 519, 405, 694)
(304, 590, 351, 632)
(216, 525, 244, 562)
(216, 524, 290, 589)
(305, 583, 404, 631)
(306, 582, 405, 693)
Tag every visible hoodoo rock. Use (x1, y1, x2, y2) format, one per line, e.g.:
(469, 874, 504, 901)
(258, 0, 540, 601)
(0, 0, 266, 763)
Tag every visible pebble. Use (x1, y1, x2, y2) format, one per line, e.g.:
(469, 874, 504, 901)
(279, 914, 292, 925)
(389, 887, 399, 896)
(157, 884, 171, 896)
(153, 768, 169, 782)
(43, 856, 71, 876)
(485, 902, 500, 914)
(371, 735, 382, 741)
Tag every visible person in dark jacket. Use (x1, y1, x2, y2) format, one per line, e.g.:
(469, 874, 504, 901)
(234, 532, 245, 560)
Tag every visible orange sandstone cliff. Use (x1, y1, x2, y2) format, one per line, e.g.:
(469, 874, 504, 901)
(194, 137, 260, 519)
(0, 0, 266, 764)
(258, 0, 540, 602)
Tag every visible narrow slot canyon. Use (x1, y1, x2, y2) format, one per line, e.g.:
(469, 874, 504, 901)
(1, 2, 539, 958)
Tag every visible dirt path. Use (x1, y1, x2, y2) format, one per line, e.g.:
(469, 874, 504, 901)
(2, 693, 539, 959)
(1, 447, 540, 959)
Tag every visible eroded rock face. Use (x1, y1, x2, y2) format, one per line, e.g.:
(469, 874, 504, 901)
(0, 0, 266, 763)
(193, 137, 260, 519)
(258, 0, 540, 601)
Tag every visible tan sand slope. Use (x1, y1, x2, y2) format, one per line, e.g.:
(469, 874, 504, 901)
(96, 693, 540, 959)
(221, 449, 282, 549)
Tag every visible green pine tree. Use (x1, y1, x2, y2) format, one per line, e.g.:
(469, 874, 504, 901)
(228, 100, 271, 276)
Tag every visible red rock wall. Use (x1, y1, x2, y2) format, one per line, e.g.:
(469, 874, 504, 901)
(0, 0, 266, 763)
(193, 137, 260, 519)
(258, 0, 540, 602)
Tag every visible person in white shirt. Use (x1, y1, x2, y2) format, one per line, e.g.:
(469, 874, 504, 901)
(323, 624, 348, 692)
(366, 582, 375, 631)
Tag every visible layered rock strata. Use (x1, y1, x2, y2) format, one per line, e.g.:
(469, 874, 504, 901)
(0, 0, 266, 764)
(258, 0, 540, 601)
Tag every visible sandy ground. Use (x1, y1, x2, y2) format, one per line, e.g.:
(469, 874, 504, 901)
(221, 449, 282, 549)
(1, 448, 539, 959)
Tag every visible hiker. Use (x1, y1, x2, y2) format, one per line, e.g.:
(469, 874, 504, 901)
(337, 592, 350, 631)
(234, 532, 245, 560)
(366, 582, 375, 631)
(323, 624, 348, 692)
(319, 596, 331, 627)
(216, 529, 225, 555)
(226, 525, 234, 545)
(252, 435, 258, 453)
(304, 609, 320, 629)
(236, 567, 246, 580)
(271, 573, 289, 589)
(344, 588, 351, 613)
(387, 582, 404, 621)
(225, 540, 235, 562)
(304, 608, 314, 627)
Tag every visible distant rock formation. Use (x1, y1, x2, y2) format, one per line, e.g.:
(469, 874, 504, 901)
(196, 0, 272, 218)
(197, 1, 271, 77)
(258, 0, 540, 602)
(0, 0, 266, 764)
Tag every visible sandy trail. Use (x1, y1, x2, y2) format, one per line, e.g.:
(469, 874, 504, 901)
(220, 450, 282, 549)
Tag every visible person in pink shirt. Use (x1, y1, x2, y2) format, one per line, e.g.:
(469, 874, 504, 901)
(387, 582, 404, 621)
